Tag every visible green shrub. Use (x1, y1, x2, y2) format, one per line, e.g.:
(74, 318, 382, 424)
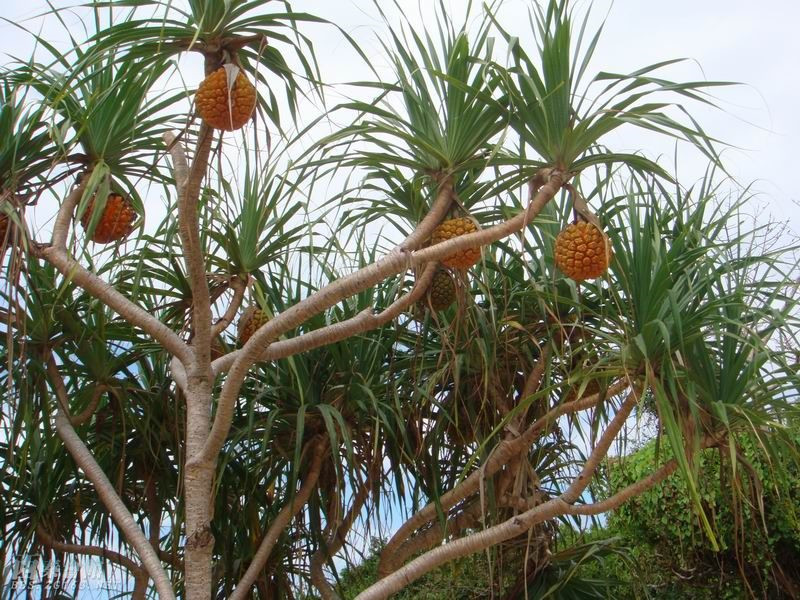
(334, 539, 495, 599)
(332, 535, 630, 599)
(585, 434, 800, 598)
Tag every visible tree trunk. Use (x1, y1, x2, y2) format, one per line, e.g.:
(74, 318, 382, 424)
(184, 378, 215, 599)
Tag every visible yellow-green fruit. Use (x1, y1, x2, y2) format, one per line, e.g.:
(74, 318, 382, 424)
(80, 193, 137, 244)
(428, 269, 456, 311)
(431, 217, 481, 269)
(196, 66, 257, 131)
(565, 379, 602, 403)
(554, 222, 611, 281)
(237, 306, 269, 345)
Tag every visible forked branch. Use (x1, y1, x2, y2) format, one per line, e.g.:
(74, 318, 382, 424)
(164, 129, 215, 365)
(378, 376, 631, 576)
(41, 184, 191, 364)
(211, 264, 437, 375)
(311, 469, 375, 600)
(566, 434, 724, 516)
(198, 171, 566, 467)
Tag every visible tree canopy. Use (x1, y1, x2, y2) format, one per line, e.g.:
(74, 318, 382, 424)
(0, 1, 797, 599)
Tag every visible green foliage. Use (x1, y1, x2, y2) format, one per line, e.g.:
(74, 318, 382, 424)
(81, 0, 326, 126)
(0, 0, 798, 598)
(580, 434, 800, 599)
(0, 82, 53, 195)
(335, 539, 496, 599)
(494, 1, 726, 175)
(334, 536, 631, 599)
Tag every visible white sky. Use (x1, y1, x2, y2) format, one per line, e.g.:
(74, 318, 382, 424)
(2, 0, 799, 234)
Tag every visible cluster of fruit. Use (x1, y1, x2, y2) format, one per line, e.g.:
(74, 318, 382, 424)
(237, 305, 269, 346)
(553, 221, 612, 281)
(80, 193, 137, 243)
(77, 63, 257, 245)
(195, 65, 257, 132)
(422, 217, 482, 311)
(423, 209, 612, 312)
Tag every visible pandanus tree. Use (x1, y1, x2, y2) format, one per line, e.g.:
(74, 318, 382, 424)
(1, 1, 798, 599)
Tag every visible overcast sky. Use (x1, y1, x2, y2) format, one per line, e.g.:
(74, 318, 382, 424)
(2, 0, 799, 233)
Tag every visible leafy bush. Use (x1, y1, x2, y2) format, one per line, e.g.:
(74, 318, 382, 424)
(332, 536, 632, 599)
(582, 434, 800, 599)
(335, 540, 495, 600)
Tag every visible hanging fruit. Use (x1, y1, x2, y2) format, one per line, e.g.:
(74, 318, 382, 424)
(431, 217, 481, 269)
(237, 306, 269, 345)
(554, 221, 612, 281)
(80, 193, 137, 244)
(427, 268, 456, 311)
(196, 65, 257, 131)
(565, 379, 603, 403)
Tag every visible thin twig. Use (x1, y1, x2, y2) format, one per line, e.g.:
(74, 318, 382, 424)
(36, 526, 144, 577)
(45, 357, 176, 600)
(70, 383, 108, 426)
(211, 275, 248, 337)
(228, 438, 327, 600)
(311, 467, 375, 600)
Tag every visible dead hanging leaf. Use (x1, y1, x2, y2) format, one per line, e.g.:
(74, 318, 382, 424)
(222, 63, 241, 125)
(222, 63, 241, 91)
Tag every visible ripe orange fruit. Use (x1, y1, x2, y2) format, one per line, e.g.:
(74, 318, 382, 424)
(554, 222, 611, 281)
(237, 306, 269, 345)
(196, 66, 257, 131)
(80, 193, 137, 244)
(427, 269, 456, 311)
(431, 217, 481, 269)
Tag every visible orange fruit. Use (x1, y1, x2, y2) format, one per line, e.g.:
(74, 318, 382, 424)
(554, 222, 611, 281)
(80, 193, 137, 244)
(196, 66, 256, 131)
(431, 217, 481, 269)
(237, 306, 269, 345)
